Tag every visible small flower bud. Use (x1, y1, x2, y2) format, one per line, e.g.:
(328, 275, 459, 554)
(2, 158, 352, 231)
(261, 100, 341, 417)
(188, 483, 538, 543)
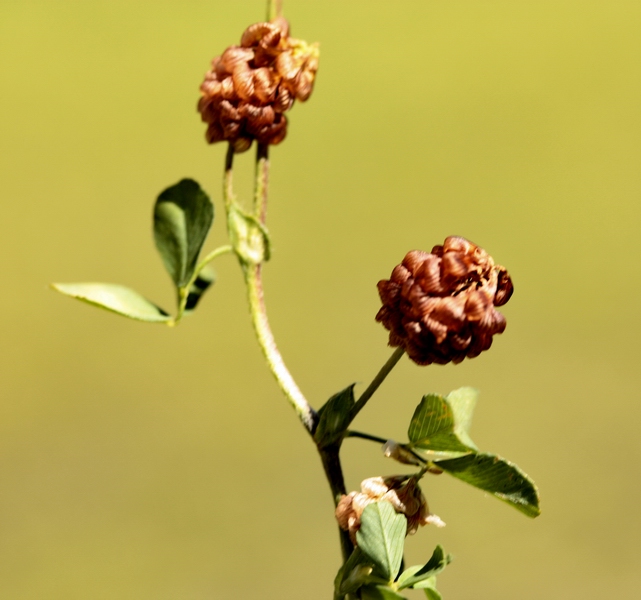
(382, 440, 424, 466)
(376, 236, 514, 365)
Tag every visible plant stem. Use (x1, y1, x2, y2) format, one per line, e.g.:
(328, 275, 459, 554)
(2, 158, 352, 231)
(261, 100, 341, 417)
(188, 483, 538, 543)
(267, 0, 283, 21)
(246, 142, 356, 579)
(253, 144, 269, 222)
(244, 263, 316, 432)
(225, 140, 353, 577)
(224, 143, 317, 433)
(224, 144, 235, 212)
(345, 431, 389, 445)
(320, 447, 354, 563)
(174, 245, 233, 323)
(351, 347, 405, 421)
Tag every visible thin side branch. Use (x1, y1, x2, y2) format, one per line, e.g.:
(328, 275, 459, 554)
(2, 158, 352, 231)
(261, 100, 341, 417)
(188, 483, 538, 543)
(351, 347, 405, 421)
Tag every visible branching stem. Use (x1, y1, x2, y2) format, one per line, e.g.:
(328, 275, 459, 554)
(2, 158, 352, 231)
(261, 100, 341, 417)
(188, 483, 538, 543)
(224, 143, 317, 434)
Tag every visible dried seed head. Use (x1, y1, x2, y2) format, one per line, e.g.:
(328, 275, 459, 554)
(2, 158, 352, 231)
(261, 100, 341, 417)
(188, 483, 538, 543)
(232, 66, 255, 101)
(198, 17, 319, 152)
(275, 51, 300, 81)
(252, 67, 278, 103)
(294, 69, 315, 101)
(274, 86, 294, 113)
(219, 47, 254, 76)
(376, 236, 514, 366)
(335, 475, 444, 543)
(241, 22, 282, 49)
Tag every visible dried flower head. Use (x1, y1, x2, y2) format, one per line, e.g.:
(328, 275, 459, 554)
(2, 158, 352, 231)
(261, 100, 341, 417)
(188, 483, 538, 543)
(197, 18, 319, 152)
(376, 236, 514, 366)
(335, 475, 444, 543)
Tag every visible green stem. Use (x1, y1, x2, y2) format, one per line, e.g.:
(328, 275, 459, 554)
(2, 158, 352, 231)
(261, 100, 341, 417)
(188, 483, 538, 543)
(254, 143, 269, 222)
(350, 347, 405, 421)
(174, 245, 233, 323)
(345, 431, 388, 445)
(244, 263, 316, 432)
(224, 141, 355, 587)
(267, 0, 283, 21)
(225, 143, 316, 433)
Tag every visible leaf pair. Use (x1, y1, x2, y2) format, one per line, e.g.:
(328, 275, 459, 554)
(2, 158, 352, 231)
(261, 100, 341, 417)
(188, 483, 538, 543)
(336, 501, 449, 599)
(53, 179, 219, 324)
(407, 387, 540, 518)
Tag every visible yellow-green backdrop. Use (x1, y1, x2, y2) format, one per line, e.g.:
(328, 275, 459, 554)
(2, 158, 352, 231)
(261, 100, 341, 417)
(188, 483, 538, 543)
(1, 1, 640, 598)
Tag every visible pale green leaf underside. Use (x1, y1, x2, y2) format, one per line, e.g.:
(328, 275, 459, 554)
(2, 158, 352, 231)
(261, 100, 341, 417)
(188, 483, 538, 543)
(51, 283, 171, 323)
(435, 452, 541, 517)
(357, 501, 406, 581)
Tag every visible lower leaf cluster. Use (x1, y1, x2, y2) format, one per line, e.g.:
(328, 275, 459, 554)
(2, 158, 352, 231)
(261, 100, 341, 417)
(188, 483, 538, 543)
(334, 502, 450, 600)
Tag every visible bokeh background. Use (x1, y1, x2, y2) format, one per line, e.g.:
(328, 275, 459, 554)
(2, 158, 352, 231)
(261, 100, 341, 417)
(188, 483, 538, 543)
(2, 1, 640, 598)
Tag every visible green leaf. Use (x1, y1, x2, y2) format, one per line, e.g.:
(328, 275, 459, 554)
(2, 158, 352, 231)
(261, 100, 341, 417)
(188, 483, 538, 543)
(397, 546, 450, 590)
(435, 452, 541, 517)
(361, 585, 409, 600)
(183, 265, 216, 313)
(334, 546, 371, 596)
(51, 283, 171, 323)
(314, 385, 355, 448)
(154, 179, 214, 288)
(336, 548, 377, 596)
(407, 388, 479, 454)
(356, 501, 407, 582)
(421, 580, 443, 600)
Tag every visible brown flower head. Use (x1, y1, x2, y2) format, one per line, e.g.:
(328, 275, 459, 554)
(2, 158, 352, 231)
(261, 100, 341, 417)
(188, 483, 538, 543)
(375, 236, 514, 366)
(335, 475, 444, 543)
(197, 17, 319, 152)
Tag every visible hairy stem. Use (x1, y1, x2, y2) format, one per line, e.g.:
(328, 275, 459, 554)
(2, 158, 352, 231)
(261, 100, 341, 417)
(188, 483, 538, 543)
(245, 264, 317, 432)
(225, 140, 355, 581)
(351, 347, 405, 421)
(224, 143, 317, 433)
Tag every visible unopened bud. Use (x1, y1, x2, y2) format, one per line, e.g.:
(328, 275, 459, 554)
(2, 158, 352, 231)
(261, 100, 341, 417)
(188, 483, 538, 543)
(382, 440, 424, 466)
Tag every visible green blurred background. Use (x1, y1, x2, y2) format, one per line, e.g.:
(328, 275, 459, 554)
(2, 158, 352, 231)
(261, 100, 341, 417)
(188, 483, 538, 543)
(2, 0, 640, 598)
